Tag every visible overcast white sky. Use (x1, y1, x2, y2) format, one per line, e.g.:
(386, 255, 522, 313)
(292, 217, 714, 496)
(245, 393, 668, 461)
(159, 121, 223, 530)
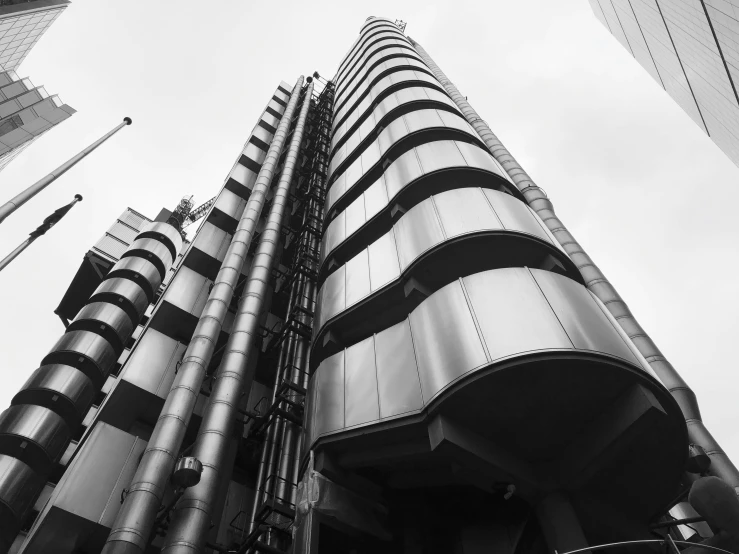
(0, 0, 738, 464)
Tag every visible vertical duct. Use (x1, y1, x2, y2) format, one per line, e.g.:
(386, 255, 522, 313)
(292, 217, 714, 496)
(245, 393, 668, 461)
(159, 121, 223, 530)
(0, 221, 182, 553)
(407, 37, 739, 488)
(101, 77, 306, 554)
(247, 82, 334, 549)
(160, 81, 314, 554)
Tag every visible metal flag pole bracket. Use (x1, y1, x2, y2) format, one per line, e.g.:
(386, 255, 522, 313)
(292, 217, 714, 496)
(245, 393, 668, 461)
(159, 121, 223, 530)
(0, 193, 83, 272)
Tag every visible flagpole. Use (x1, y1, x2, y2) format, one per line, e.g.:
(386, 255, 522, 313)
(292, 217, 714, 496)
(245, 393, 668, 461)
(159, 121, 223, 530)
(0, 117, 130, 224)
(0, 194, 83, 272)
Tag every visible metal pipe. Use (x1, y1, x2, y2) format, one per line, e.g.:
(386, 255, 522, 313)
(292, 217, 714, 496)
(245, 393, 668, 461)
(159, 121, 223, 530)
(101, 77, 306, 554)
(161, 81, 314, 554)
(0, 118, 131, 224)
(0, 194, 82, 272)
(407, 37, 739, 488)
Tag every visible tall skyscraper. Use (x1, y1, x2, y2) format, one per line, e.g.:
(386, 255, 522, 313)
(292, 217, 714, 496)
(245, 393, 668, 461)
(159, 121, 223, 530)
(0, 15, 737, 554)
(0, 1, 69, 72)
(588, 0, 739, 167)
(0, 69, 74, 172)
(0, 1, 73, 173)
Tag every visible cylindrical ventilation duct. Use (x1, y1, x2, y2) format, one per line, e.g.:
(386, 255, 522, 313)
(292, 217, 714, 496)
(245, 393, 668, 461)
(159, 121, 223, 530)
(407, 37, 739, 488)
(0, 221, 181, 553)
(248, 83, 334, 544)
(101, 76, 306, 554)
(161, 81, 314, 554)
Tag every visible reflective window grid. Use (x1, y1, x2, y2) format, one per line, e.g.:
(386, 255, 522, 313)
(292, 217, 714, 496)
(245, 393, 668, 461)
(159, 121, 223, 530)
(0, 6, 64, 71)
(0, 69, 74, 172)
(589, 0, 739, 167)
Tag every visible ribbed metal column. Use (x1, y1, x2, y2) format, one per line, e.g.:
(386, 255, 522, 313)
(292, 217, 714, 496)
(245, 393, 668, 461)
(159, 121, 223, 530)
(0, 221, 181, 554)
(101, 77, 305, 554)
(161, 81, 314, 554)
(408, 36, 739, 488)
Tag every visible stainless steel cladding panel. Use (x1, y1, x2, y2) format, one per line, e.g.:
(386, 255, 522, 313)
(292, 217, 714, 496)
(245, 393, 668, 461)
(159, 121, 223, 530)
(107, 256, 162, 302)
(161, 266, 211, 317)
(462, 268, 572, 360)
(344, 249, 370, 306)
(117, 329, 186, 399)
(409, 280, 488, 400)
(414, 139, 466, 173)
(393, 199, 444, 268)
(44, 330, 118, 384)
(374, 320, 423, 419)
(531, 270, 640, 359)
(0, 405, 69, 472)
(325, 139, 510, 223)
(367, 231, 401, 291)
(213, 189, 248, 222)
(307, 267, 658, 444)
(90, 278, 150, 323)
(313, 351, 345, 435)
(13, 364, 95, 426)
(314, 188, 569, 335)
(122, 237, 174, 279)
(70, 302, 135, 355)
(0, 456, 42, 552)
(191, 222, 231, 262)
(344, 337, 380, 428)
(18, 423, 147, 553)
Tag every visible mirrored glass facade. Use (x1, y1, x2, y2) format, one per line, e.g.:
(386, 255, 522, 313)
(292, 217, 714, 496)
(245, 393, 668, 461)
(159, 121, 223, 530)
(0, 0, 68, 71)
(590, 0, 739, 166)
(0, 69, 74, 173)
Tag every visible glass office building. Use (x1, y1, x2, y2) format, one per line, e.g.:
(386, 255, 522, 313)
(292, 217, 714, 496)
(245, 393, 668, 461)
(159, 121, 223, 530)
(0, 69, 73, 172)
(0, 1, 74, 174)
(588, 0, 739, 167)
(0, 15, 736, 554)
(0, 0, 69, 72)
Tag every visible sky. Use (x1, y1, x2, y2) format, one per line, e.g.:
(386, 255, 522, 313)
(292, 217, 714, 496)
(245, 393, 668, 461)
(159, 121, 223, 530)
(0, 0, 738, 466)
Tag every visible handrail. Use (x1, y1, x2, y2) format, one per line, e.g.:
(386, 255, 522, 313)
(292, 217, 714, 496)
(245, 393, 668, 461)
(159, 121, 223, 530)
(556, 539, 733, 554)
